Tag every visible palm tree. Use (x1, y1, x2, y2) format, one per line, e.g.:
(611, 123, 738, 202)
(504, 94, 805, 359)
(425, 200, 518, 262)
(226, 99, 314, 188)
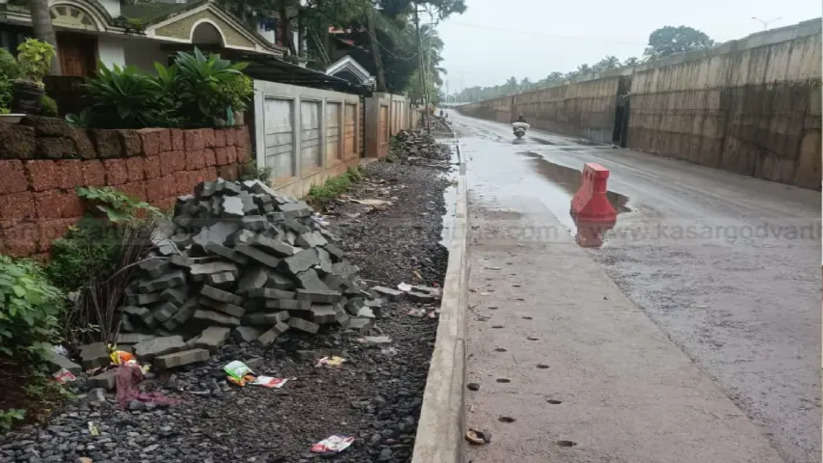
(29, 0, 61, 74)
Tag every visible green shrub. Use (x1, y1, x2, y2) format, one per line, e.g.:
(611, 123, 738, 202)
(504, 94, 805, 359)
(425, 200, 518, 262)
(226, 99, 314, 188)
(76, 186, 163, 224)
(172, 48, 251, 126)
(47, 187, 162, 292)
(84, 63, 169, 128)
(46, 217, 122, 292)
(16, 39, 54, 86)
(77, 48, 250, 129)
(239, 160, 272, 182)
(0, 48, 20, 80)
(0, 75, 12, 113)
(0, 256, 64, 360)
(0, 409, 25, 432)
(40, 95, 57, 116)
(306, 167, 362, 209)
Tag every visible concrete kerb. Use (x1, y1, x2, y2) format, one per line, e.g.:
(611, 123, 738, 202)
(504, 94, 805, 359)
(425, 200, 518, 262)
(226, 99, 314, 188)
(411, 132, 469, 463)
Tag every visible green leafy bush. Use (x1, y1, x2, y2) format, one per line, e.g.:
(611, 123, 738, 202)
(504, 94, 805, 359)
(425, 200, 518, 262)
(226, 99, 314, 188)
(40, 95, 57, 116)
(78, 48, 251, 128)
(46, 217, 122, 292)
(16, 39, 55, 86)
(84, 63, 170, 129)
(0, 409, 25, 432)
(48, 187, 162, 343)
(0, 256, 63, 359)
(0, 76, 12, 114)
(306, 167, 362, 209)
(239, 160, 272, 182)
(0, 48, 19, 113)
(172, 48, 251, 126)
(0, 48, 20, 80)
(76, 186, 163, 223)
(47, 187, 162, 292)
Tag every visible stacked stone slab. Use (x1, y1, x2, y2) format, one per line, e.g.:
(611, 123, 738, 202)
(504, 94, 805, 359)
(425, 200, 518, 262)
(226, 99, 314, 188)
(118, 178, 380, 366)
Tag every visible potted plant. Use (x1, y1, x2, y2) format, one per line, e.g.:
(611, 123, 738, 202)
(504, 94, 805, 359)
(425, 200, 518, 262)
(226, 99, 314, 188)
(11, 38, 55, 114)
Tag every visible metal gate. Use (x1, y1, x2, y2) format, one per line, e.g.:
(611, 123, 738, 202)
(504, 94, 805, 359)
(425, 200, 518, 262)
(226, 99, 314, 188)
(263, 98, 295, 179)
(326, 102, 341, 160)
(300, 101, 321, 170)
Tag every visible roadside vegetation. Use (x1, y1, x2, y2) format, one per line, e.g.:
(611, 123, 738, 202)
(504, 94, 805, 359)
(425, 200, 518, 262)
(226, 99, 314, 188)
(450, 25, 714, 103)
(306, 166, 364, 210)
(0, 186, 164, 432)
(68, 48, 252, 129)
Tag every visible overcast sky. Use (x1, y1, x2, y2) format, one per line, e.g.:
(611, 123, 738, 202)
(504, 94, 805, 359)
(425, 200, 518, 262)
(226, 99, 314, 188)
(437, 0, 821, 93)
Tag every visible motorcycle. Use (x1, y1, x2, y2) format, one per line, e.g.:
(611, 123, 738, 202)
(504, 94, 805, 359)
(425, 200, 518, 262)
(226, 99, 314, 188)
(512, 121, 529, 140)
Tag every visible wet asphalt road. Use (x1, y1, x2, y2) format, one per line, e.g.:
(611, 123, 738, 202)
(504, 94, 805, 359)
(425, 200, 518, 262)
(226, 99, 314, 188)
(449, 110, 821, 463)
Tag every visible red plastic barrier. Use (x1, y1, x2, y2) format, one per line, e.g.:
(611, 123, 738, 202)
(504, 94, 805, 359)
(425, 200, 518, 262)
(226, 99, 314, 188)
(571, 163, 616, 247)
(571, 163, 617, 223)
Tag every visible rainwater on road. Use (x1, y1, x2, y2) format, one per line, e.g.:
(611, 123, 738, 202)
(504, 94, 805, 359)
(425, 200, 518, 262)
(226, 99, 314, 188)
(450, 109, 821, 463)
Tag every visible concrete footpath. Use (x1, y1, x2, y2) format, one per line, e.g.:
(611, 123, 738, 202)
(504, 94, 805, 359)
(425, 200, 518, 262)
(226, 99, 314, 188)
(463, 198, 784, 462)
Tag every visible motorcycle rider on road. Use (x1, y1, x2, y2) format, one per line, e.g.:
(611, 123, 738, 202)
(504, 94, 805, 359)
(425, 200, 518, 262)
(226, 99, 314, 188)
(512, 114, 529, 139)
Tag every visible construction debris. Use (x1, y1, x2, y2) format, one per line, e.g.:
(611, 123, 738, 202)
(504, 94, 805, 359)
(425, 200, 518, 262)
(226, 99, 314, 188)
(391, 130, 451, 165)
(118, 178, 387, 368)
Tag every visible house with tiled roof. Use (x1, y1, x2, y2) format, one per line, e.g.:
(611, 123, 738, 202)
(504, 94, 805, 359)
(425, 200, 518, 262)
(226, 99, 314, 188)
(0, 0, 287, 76)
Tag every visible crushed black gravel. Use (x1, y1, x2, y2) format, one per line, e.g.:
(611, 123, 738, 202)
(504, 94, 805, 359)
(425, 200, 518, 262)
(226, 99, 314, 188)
(0, 144, 451, 463)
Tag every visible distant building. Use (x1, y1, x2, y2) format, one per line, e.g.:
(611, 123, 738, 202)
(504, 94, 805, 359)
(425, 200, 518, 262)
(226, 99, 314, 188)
(0, 0, 287, 76)
(325, 55, 375, 89)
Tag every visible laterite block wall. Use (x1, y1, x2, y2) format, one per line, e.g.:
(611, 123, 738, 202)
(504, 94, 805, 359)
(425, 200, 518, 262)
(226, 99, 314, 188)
(0, 117, 251, 258)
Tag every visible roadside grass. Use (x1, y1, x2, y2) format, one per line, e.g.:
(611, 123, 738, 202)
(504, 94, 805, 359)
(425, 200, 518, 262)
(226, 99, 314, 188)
(306, 166, 363, 210)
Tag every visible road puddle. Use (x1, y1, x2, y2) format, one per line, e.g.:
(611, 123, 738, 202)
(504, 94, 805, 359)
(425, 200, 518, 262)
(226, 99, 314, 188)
(518, 152, 631, 247)
(529, 157, 630, 213)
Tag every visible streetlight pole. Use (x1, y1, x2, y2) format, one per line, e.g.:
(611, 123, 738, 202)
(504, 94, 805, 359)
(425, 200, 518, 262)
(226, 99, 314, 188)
(752, 16, 782, 31)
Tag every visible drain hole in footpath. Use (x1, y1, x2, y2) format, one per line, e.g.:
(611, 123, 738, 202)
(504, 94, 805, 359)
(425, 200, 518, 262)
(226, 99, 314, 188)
(556, 440, 577, 447)
(488, 306, 499, 310)
(527, 336, 539, 341)
(537, 364, 549, 369)
(498, 416, 516, 423)
(547, 400, 562, 404)
(496, 378, 511, 383)
(491, 325, 504, 329)
(521, 316, 533, 320)
(467, 383, 480, 391)
(515, 298, 525, 301)
(512, 284, 521, 287)
(494, 348, 507, 352)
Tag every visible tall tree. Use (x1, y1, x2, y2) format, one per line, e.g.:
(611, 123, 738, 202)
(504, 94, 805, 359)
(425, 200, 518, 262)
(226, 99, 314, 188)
(592, 55, 620, 72)
(644, 26, 713, 58)
(365, 5, 387, 91)
(29, 0, 60, 74)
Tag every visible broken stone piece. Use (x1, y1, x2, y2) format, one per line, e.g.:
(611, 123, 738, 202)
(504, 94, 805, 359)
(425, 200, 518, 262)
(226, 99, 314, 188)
(155, 348, 209, 369)
(235, 244, 281, 268)
(193, 326, 231, 352)
(288, 317, 319, 334)
(371, 285, 404, 300)
(200, 285, 243, 306)
(234, 326, 262, 343)
(88, 369, 118, 390)
(133, 335, 186, 360)
(280, 249, 319, 275)
(243, 311, 290, 326)
(79, 342, 109, 370)
(296, 288, 342, 304)
(198, 297, 245, 318)
(191, 309, 241, 327)
(257, 321, 290, 346)
(310, 304, 337, 324)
